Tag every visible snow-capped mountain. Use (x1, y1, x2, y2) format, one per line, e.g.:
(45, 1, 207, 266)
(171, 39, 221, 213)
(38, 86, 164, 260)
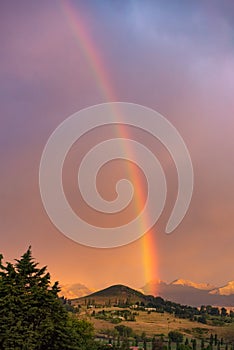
(60, 279, 234, 307)
(142, 279, 234, 307)
(59, 283, 92, 299)
(171, 279, 215, 290)
(209, 281, 234, 296)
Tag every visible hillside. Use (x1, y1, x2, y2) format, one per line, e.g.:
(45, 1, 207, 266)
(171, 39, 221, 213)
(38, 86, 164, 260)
(72, 284, 155, 306)
(72, 284, 234, 342)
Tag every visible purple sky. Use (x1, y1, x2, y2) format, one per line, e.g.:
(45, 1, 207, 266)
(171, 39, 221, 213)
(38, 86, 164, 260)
(1, 0, 234, 290)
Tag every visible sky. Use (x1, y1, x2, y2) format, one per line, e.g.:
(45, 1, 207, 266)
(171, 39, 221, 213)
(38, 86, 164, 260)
(1, 0, 234, 292)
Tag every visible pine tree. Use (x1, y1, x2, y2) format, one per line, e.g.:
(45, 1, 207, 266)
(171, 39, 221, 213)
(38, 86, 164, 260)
(0, 247, 95, 350)
(210, 334, 214, 346)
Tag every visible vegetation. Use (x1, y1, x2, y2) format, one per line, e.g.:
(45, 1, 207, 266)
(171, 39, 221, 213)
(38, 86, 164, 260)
(75, 285, 234, 327)
(168, 331, 183, 343)
(0, 248, 95, 349)
(1, 248, 234, 350)
(91, 308, 137, 323)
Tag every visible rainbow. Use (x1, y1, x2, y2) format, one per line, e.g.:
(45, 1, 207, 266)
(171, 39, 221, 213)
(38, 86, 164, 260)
(61, 1, 115, 102)
(60, 0, 158, 294)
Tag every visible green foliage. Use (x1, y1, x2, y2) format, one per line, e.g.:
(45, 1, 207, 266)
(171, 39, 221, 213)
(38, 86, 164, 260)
(177, 344, 191, 350)
(94, 309, 136, 324)
(0, 247, 95, 350)
(114, 325, 133, 338)
(152, 336, 164, 350)
(168, 331, 183, 343)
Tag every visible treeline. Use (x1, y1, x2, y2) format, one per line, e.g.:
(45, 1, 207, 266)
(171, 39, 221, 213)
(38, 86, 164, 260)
(0, 247, 106, 350)
(137, 296, 233, 322)
(96, 327, 234, 350)
(81, 294, 234, 325)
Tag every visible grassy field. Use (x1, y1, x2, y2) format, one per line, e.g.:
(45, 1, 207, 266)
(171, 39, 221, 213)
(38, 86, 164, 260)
(78, 306, 234, 342)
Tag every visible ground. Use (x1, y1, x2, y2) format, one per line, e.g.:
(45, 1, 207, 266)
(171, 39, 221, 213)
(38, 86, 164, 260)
(77, 306, 234, 341)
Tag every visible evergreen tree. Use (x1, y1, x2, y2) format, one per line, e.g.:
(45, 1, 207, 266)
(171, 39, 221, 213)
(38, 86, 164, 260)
(210, 334, 214, 346)
(168, 331, 183, 343)
(0, 247, 95, 350)
(121, 337, 130, 350)
(152, 336, 164, 350)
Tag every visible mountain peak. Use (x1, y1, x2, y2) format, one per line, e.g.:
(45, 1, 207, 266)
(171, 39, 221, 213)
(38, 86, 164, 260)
(171, 279, 215, 290)
(209, 281, 234, 295)
(59, 283, 92, 299)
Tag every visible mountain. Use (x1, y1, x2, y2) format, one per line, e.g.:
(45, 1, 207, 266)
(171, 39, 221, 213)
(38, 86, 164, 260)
(171, 279, 215, 290)
(62, 279, 234, 307)
(142, 279, 234, 307)
(209, 281, 234, 296)
(72, 284, 155, 306)
(59, 283, 92, 299)
(71, 283, 234, 310)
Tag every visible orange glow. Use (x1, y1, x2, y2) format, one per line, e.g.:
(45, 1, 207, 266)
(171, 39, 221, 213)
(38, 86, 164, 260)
(60, 0, 158, 288)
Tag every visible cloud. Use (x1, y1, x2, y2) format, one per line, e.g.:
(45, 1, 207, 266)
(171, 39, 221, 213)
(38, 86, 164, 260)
(0, 0, 234, 289)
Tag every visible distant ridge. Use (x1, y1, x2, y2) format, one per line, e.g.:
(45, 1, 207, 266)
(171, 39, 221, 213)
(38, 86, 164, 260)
(142, 279, 234, 307)
(61, 279, 234, 307)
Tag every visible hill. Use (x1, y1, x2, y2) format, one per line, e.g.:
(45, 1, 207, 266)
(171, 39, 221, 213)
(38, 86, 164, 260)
(71, 284, 203, 320)
(61, 279, 234, 307)
(72, 284, 155, 306)
(72, 284, 234, 342)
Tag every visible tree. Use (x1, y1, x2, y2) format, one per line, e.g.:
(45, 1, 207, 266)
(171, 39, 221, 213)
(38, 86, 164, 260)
(0, 247, 95, 350)
(121, 337, 130, 350)
(198, 315, 207, 324)
(168, 331, 183, 343)
(221, 308, 227, 317)
(210, 334, 214, 346)
(115, 325, 133, 338)
(152, 336, 164, 350)
(192, 339, 197, 350)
